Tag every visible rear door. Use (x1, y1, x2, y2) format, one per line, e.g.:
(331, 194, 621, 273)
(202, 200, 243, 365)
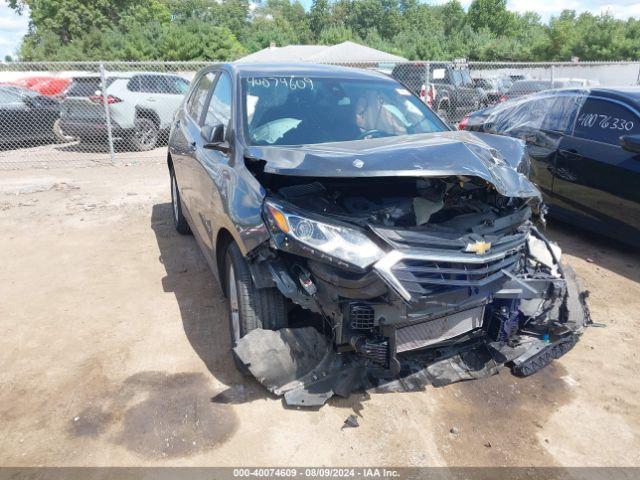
(554, 95, 640, 241)
(171, 71, 217, 238)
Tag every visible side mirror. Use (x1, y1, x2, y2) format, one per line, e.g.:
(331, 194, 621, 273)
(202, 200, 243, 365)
(620, 134, 640, 154)
(201, 123, 225, 146)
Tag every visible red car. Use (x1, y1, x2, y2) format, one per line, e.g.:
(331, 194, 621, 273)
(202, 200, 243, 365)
(4, 76, 71, 97)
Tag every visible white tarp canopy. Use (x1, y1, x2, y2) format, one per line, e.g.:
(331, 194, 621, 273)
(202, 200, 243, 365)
(235, 41, 407, 64)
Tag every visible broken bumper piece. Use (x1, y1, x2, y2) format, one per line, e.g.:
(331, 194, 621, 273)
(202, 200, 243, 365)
(234, 263, 590, 408)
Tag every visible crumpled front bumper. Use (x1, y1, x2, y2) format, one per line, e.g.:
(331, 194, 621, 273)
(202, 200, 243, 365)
(234, 244, 591, 407)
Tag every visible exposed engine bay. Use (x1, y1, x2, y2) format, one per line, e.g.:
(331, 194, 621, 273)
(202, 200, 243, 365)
(270, 175, 532, 229)
(235, 170, 590, 407)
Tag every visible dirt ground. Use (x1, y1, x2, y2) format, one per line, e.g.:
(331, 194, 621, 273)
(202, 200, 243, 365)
(0, 157, 639, 467)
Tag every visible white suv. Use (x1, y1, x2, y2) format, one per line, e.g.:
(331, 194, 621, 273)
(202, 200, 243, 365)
(60, 72, 190, 151)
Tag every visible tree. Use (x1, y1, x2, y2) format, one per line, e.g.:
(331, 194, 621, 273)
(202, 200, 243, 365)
(8, 0, 170, 43)
(546, 10, 579, 60)
(9, 0, 640, 62)
(243, 16, 299, 52)
(319, 26, 355, 45)
(438, 0, 466, 36)
(467, 0, 515, 36)
(309, 0, 331, 40)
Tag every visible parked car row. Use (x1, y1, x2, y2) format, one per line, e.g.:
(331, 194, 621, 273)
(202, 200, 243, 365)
(1, 72, 190, 151)
(391, 61, 487, 123)
(389, 61, 600, 125)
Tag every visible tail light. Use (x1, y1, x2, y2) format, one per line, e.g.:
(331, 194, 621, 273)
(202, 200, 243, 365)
(419, 84, 435, 107)
(89, 95, 122, 105)
(499, 95, 507, 103)
(458, 114, 470, 130)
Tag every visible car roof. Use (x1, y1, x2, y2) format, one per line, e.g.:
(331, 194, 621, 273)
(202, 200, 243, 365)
(227, 62, 393, 82)
(537, 86, 640, 108)
(589, 87, 640, 107)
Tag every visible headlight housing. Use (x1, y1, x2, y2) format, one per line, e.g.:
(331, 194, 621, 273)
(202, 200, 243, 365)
(264, 201, 384, 269)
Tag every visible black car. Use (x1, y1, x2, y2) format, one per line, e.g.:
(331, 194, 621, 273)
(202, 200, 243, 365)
(167, 63, 589, 406)
(462, 87, 640, 246)
(391, 61, 485, 123)
(0, 85, 60, 145)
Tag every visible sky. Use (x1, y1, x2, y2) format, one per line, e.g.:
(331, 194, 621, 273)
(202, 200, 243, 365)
(1, 0, 640, 59)
(1, 0, 29, 59)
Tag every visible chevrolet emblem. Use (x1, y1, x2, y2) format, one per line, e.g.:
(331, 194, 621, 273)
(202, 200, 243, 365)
(465, 240, 492, 255)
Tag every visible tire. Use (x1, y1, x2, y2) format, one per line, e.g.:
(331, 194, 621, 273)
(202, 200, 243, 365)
(224, 242, 287, 350)
(130, 116, 159, 151)
(170, 168, 191, 235)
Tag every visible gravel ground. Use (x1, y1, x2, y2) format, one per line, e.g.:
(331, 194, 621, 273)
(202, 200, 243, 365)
(0, 159, 638, 467)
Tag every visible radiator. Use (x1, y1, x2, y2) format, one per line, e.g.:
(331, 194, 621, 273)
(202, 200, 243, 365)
(395, 306, 484, 353)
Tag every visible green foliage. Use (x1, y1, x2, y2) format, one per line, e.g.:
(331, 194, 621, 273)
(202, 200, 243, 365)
(319, 26, 355, 45)
(8, 0, 640, 61)
(467, 0, 515, 36)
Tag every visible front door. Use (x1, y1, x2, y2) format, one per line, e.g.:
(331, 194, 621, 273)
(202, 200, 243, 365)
(193, 71, 234, 255)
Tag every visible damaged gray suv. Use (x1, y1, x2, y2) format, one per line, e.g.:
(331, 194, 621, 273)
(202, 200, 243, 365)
(167, 63, 590, 407)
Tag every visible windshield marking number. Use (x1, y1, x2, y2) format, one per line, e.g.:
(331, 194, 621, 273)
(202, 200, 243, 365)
(248, 76, 314, 90)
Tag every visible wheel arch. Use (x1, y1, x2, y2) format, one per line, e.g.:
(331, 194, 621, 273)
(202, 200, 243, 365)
(135, 106, 160, 127)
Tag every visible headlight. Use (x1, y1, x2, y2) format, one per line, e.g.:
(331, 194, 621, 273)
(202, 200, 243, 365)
(265, 201, 384, 269)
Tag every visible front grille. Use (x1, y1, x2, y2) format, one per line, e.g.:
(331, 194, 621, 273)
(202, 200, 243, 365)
(392, 249, 522, 297)
(374, 236, 527, 301)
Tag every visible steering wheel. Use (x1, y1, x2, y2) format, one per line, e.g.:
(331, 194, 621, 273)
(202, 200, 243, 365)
(358, 129, 385, 140)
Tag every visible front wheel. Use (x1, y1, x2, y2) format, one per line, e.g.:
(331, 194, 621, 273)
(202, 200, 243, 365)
(225, 242, 287, 350)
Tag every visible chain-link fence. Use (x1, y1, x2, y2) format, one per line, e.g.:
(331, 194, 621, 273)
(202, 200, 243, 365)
(1, 60, 639, 170)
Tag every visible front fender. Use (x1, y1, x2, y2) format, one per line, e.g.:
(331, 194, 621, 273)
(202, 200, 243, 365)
(470, 131, 531, 176)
